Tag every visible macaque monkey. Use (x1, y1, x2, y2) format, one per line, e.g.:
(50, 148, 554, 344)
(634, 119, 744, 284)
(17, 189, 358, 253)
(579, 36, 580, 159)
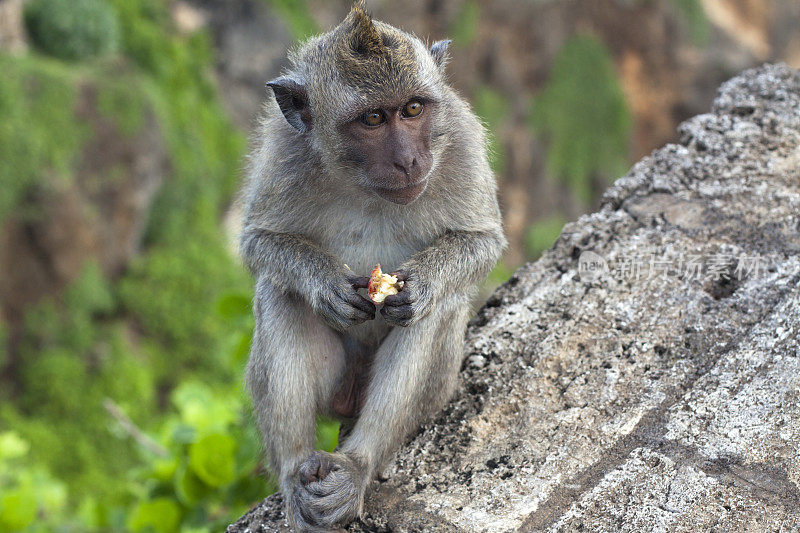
(239, 2, 505, 530)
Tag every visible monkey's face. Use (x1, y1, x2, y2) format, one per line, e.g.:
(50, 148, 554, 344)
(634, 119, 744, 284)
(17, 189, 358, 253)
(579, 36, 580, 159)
(339, 97, 434, 205)
(266, 5, 451, 206)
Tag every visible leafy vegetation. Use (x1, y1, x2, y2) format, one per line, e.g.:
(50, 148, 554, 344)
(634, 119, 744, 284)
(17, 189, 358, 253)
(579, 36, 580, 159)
(530, 34, 631, 206)
(0, 431, 67, 531)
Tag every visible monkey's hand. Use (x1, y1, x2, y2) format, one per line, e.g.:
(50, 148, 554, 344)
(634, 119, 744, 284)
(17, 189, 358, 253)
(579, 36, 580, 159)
(311, 270, 376, 331)
(380, 269, 434, 327)
(287, 450, 367, 532)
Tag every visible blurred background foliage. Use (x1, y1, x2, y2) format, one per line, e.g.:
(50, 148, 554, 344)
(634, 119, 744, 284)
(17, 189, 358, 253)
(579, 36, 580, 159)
(0, 0, 798, 530)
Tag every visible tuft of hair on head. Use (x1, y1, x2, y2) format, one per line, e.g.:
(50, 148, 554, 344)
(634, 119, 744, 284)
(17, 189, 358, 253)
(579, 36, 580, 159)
(430, 39, 451, 70)
(344, 0, 386, 56)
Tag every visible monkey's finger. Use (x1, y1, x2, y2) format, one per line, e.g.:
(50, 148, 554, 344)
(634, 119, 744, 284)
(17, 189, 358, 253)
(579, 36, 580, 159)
(383, 303, 414, 319)
(295, 497, 341, 530)
(383, 291, 412, 306)
(328, 289, 374, 322)
(348, 275, 371, 289)
(303, 480, 335, 497)
(345, 292, 377, 316)
(306, 491, 358, 525)
(295, 499, 327, 529)
(318, 301, 351, 331)
(391, 269, 410, 282)
(342, 300, 375, 323)
(381, 305, 414, 325)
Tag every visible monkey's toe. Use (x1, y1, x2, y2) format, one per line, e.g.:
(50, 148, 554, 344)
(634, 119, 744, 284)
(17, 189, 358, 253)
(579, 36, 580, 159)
(299, 451, 337, 485)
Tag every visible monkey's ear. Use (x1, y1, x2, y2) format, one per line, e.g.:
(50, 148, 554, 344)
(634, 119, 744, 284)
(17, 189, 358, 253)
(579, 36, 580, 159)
(267, 76, 312, 133)
(430, 39, 451, 71)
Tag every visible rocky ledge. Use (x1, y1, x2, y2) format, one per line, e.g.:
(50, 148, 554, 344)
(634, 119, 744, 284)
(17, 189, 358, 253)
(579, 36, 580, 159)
(230, 64, 800, 532)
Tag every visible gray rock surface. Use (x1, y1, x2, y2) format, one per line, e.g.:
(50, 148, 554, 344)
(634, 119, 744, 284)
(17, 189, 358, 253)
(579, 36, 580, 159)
(229, 64, 800, 533)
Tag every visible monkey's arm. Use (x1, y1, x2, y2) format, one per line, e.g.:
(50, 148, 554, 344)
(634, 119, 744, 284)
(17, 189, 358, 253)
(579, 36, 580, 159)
(382, 227, 506, 326)
(240, 227, 376, 330)
(410, 228, 506, 288)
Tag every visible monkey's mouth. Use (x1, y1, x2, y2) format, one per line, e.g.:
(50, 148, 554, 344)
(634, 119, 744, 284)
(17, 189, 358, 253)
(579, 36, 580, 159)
(371, 179, 428, 205)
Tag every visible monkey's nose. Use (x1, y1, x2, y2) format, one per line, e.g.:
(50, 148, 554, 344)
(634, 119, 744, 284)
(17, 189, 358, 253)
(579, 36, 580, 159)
(393, 157, 416, 177)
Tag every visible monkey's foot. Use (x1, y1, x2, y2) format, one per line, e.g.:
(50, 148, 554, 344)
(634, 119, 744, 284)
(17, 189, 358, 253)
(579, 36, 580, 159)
(288, 451, 365, 532)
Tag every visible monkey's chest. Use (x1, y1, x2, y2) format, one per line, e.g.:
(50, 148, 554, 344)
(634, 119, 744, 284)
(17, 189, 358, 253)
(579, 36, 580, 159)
(323, 225, 426, 277)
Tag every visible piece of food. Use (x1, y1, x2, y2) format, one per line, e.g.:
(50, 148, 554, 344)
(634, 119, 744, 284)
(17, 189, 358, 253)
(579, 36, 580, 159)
(367, 263, 404, 303)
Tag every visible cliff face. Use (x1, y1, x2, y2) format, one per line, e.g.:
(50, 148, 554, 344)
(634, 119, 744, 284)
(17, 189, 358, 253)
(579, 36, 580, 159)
(229, 64, 800, 532)
(0, 69, 167, 329)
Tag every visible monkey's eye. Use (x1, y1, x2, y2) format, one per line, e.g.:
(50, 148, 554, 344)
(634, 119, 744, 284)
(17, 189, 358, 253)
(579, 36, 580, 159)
(361, 110, 386, 127)
(401, 100, 424, 118)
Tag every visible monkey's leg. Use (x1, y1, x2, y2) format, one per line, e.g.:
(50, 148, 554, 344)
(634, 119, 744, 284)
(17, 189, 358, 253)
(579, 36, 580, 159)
(246, 279, 346, 532)
(293, 293, 471, 527)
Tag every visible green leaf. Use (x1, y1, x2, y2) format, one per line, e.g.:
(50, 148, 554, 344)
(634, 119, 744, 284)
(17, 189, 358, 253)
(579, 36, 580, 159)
(0, 432, 29, 461)
(0, 487, 37, 531)
(77, 497, 108, 529)
(171, 382, 236, 432)
(128, 497, 181, 533)
(174, 464, 211, 505)
(151, 458, 179, 483)
(229, 330, 253, 368)
(30, 470, 67, 513)
(188, 434, 236, 487)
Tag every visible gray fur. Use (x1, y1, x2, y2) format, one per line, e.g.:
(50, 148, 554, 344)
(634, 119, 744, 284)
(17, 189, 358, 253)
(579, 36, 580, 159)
(240, 3, 505, 531)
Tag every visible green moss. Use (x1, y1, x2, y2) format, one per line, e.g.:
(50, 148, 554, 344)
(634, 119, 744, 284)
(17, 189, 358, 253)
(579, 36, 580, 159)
(96, 75, 149, 137)
(530, 34, 631, 206)
(106, 0, 250, 387)
(117, 236, 248, 386)
(0, 54, 159, 223)
(0, 55, 87, 221)
(316, 417, 340, 453)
